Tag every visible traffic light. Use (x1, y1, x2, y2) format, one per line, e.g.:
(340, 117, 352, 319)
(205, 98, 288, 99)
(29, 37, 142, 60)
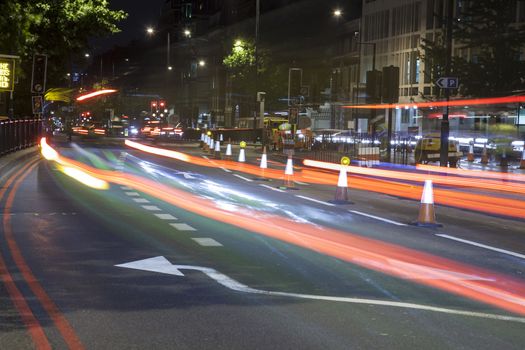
(31, 54, 48, 94)
(382, 66, 400, 104)
(365, 70, 382, 104)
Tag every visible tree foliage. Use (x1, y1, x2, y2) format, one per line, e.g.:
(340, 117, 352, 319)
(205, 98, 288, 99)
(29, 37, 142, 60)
(0, 0, 126, 86)
(421, 0, 525, 97)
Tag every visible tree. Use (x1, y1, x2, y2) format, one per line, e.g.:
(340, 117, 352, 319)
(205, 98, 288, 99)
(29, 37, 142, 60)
(223, 39, 287, 111)
(0, 0, 126, 115)
(421, 0, 525, 97)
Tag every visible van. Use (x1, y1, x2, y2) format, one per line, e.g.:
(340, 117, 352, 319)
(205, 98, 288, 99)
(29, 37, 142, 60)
(415, 133, 461, 167)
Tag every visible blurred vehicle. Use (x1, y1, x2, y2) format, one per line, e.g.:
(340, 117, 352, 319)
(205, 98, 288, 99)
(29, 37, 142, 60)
(415, 133, 461, 167)
(72, 122, 107, 138)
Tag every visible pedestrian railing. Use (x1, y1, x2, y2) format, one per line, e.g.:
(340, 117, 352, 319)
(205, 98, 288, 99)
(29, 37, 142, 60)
(0, 119, 43, 156)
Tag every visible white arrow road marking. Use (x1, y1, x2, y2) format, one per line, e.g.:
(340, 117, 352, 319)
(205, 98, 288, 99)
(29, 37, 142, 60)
(116, 256, 525, 324)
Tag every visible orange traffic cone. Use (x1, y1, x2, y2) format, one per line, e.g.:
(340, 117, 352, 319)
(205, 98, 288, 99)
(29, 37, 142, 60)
(480, 145, 489, 164)
(214, 140, 221, 159)
(413, 180, 441, 227)
(467, 144, 474, 162)
(225, 143, 232, 160)
(200, 133, 205, 148)
(279, 156, 297, 190)
(329, 165, 352, 204)
(254, 147, 270, 181)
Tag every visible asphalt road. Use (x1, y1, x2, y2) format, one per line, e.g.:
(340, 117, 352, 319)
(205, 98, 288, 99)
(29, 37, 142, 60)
(1, 137, 524, 349)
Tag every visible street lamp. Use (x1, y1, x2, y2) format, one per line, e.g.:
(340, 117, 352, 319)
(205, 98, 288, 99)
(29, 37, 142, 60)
(84, 53, 90, 58)
(198, 60, 206, 67)
(146, 27, 154, 35)
(145, 27, 171, 71)
(184, 29, 191, 37)
(333, 9, 342, 17)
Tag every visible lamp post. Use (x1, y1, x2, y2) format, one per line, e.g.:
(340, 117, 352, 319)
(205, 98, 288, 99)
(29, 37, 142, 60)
(146, 27, 172, 71)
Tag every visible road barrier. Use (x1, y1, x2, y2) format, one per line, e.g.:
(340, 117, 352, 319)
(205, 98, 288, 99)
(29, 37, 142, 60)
(0, 119, 43, 156)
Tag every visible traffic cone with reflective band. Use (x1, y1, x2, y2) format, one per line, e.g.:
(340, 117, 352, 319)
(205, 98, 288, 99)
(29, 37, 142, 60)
(203, 135, 209, 151)
(208, 138, 214, 154)
(238, 148, 246, 162)
(413, 180, 441, 227)
(279, 156, 298, 190)
(200, 133, 205, 148)
(220, 134, 224, 142)
(329, 165, 352, 204)
(225, 143, 232, 160)
(214, 140, 221, 159)
(254, 147, 270, 181)
(467, 144, 474, 162)
(520, 148, 525, 169)
(480, 145, 488, 164)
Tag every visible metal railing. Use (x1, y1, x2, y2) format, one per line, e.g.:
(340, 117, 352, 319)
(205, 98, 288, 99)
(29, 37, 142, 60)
(0, 119, 43, 156)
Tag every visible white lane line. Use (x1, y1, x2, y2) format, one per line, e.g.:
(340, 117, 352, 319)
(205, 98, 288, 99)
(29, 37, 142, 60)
(295, 195, 335, 207)
(170, 223, 197, 231)
(220, 167, 232, 173)
(192, 238, 223, 247)
(349, 210, 407, 226)
(294, 180, 308, 185)
(436, 234, 525, 260)
(120, 186, 133, 190)
(133, 198, 150, 203)
(141, 205, 161, 211)
(232, 174, 254, 182)
(125, 192, 140, 197)
(259, 184, 285, 193)
(202, 155, 209, 159)
(154, 213, 178, 220)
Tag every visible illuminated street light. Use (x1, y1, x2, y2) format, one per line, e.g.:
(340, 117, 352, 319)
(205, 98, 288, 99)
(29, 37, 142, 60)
(198, 60, 206, 67)
(146, 27, 154, 35)
(333, 9, 342, 17)
(84, 53, 90, 58)
(184, 29, 191, 37)
(168, 66, 173, 70)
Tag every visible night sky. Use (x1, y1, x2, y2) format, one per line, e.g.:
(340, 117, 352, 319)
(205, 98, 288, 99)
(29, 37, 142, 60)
(90, 0, 164, 53)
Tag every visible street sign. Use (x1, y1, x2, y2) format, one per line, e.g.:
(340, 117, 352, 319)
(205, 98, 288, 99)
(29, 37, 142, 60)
(436, 77, 459, 89)
(0, 57, 15, 92)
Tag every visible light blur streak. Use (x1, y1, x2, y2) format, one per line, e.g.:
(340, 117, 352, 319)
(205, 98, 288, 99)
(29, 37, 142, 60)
(416, 164, 525, 183)
(40, 137, 59, 161)
(125, 140, 190, 162)
(76, 89, 117, 101)
(303, 159, 525, 195)
(125, 141, 525, 219)
(43, 140, 525, 315)
(59, 166, 109, 190)
(343, 95, 525, 110)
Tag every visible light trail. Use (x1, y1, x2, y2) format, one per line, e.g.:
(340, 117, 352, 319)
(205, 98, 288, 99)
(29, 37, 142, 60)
(76, 89, 117, 101)
(124, 141, 525, 219)
(41, 141, 525, 316)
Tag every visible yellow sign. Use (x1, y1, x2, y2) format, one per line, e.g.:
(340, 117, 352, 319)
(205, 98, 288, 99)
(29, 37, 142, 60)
(341, 156, 350, 166)
(240, 141, 247, 148)
(0, 58, 15, 92)
(207, 131, 212, 136)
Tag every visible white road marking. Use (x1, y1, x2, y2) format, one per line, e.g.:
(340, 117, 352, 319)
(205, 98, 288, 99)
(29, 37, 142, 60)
(170, 223, 197, 231)
(436, 234, 525, 260)
(259, 184, 285, 193)
(125, 192, 140, 197)
(202, 155, 209, 159)
(349, 210, 407, 226)
(294, 180, 308, 185)
(120, 186, 133, 190)
(141, 205, 161, 211)
(232, 174, 253, 182)
(295, 195, 335, 207)
(117, 256, 525, 324)
(154, 213, 178, 220)
(220, 167, 232, 173)
(192, 238, 223, 247)
(133, 198, 150, 203)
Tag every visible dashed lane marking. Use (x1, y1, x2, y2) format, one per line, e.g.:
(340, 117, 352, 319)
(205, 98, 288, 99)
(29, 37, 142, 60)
(192, 238, 223, 247)
(259, 184, 285, 193)
(202, 156, 209, 159)
(125, 192, 140, 197)
(295, 195, 335, 207)
(220, 167, 232, 173)
(132, 198, 150, 203)
(232, 174, 253, 182)
(169, 223, 197, 231)
(154, 213, 178, 220)
(120, 186, 133, 190)
(349, 210, 407, 226)
(436, 234, 525, 260)
(294, 180, 308, 185)
(141, 205, 161, 211)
